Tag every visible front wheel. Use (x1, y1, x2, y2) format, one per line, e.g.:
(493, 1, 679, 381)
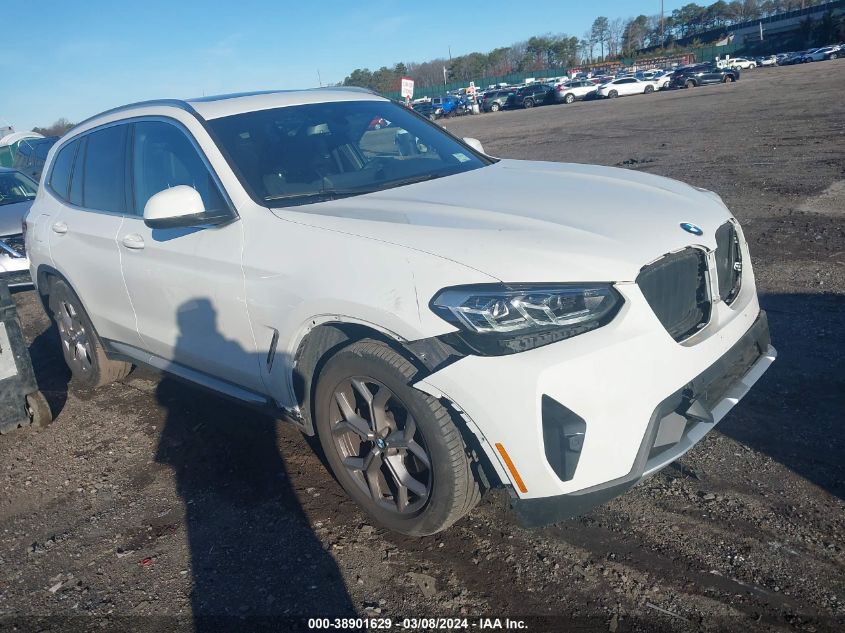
(724, 75, 733, 83)
(490, 102, 500, 112)
(685, 80, 695, 88)
(523, 98, 534, 108)
(314, 340, 480, 536)
(608, 90, 618, 98)
(564, 93, 575, 104)
(644, 85, 654, 93)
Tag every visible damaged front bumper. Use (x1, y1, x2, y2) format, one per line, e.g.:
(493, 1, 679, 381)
(415, 280, 775, 528)
(512, 311, 775, 527)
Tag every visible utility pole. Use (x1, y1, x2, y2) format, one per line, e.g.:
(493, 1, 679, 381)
(660, 0, 665, 41)
(317, 69, 322, 87)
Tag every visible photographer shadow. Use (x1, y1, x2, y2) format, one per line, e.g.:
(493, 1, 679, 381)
(154, 298, 355, 629)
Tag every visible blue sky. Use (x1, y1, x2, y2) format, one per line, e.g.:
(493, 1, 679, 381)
(1, 0, 687, 131)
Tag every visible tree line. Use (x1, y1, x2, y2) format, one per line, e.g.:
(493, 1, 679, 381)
(342, 0, 839, 92)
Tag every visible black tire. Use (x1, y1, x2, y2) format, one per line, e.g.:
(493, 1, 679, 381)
(564, 93, 575, 104)
(608, 90, 618, 98)
(724, 75, 733, 83)
(48, 279, 133, 390)
(25, 392, 52, 429)
(644, 84, 654, 93)
(523, 98, 534, 108)
(314, 340, 480, 536)
(685, 80, 695, 88)
(490, 102, 500, 112)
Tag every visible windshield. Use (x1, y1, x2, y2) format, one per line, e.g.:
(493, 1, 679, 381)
(0, 171, 38, 206)
(209, 100, 489, 206)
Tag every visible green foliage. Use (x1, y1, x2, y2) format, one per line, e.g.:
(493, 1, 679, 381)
(32, 118, 74, 137)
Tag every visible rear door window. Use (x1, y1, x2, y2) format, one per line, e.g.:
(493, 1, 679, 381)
(48, 140, 78, 201)
(82, 125, 128, 213)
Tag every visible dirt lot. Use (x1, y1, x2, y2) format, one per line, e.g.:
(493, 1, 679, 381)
(1, 61, 843, 633)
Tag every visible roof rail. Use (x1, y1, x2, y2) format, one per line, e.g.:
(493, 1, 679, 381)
(66, 99, 197, 135)
(314, 85, 379, 95)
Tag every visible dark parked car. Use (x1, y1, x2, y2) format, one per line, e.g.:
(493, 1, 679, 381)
(11, 136, 58, 182)
(778, 51, 806, 65)
(507, 84, 555, 109)
(670, 64, 740, 88)
(411, 102, 437, 120)
(480, 89, 513, 112)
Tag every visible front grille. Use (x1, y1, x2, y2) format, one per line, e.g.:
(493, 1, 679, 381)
(637, 248, 711, 341)
(714, 222, 742, 304)
(0, 234, 26, 258)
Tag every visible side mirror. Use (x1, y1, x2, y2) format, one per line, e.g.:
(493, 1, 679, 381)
(143, 185, 230, 229)
(463, 137, 485, 154)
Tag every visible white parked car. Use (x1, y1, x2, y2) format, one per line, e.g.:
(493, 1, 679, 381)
(729, 58, 756, 70)
(0, 167, 37, 287)
(649, 70, 673, 89)
(805, 46, 840, 61)
(25, 89, 775, 535)
(597, 77, 658, 98)
(554, 80, 597, 103)
(757, 55, 778, 67)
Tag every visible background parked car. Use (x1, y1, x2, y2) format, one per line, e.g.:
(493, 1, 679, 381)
(0, 167, 37, 287)
(778, 51, 806, 65)
(480, 89, 513, 112)
(728, 57, 756, 70)
(596, 77, 657, 99)
(507, 84, 555, 109)
(11, 136, 58, 182)
(670, 63, 739, 88)
(411, 101, 436, 120)
(756, 55, 778, 67)
(805, 45, 840, 61)
(554, 80, 597, 104)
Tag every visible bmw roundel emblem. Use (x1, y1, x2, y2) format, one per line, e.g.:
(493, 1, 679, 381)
(680, 222, 704, 236)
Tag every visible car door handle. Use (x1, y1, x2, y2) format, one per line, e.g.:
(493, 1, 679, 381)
(121, 234, 145, 250)
(51, 221, 68, 234)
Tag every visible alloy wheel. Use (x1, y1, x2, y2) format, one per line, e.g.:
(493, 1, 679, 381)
(329, 377, 432, 515)
(57, 300, 93, 374)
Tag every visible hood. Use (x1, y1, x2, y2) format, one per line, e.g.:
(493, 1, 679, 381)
(271, 160, 733, 283)
(0, 200, 32, 237)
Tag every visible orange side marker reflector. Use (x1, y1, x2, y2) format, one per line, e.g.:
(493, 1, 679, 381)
(495, 442, 528, 494)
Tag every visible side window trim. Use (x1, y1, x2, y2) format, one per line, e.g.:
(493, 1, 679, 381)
(42, 116, 235, 221)
(126, 115, 236, 221)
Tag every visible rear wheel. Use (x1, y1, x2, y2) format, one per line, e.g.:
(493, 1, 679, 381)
(608, 90, 618, 98)
(314, 340, 480, 536)
(724, 75, 733, 83)
(685, 80, 695, 88)
(564, 93, 575, 104)
(490, 102, 500, 112)
(49, 279, 132, 389)
(523, 98, 534, 108)
(644, 85, 654, 94)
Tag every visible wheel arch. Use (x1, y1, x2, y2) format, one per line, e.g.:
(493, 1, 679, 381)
(292, 320, 501, 491)
(35, 264, 72, 315)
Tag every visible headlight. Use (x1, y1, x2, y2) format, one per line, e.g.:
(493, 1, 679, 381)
(430, 283, 623, 355)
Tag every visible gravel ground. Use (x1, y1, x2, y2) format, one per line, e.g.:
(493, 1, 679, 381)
(1, 61, 843, 633)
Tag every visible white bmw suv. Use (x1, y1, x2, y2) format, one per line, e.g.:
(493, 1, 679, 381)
(25, 89, 775, 535)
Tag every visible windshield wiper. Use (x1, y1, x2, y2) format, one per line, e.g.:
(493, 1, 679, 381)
(265, 189, 365, 204)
